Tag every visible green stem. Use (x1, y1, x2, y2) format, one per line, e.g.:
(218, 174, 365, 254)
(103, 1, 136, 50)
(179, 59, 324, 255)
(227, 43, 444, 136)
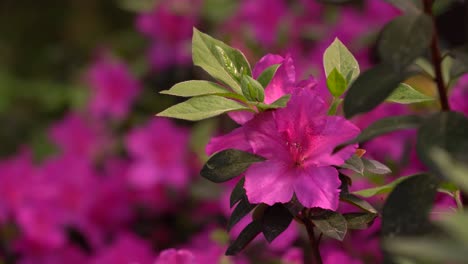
(423, 0, 450, 111)
(454, 190, 464, 212)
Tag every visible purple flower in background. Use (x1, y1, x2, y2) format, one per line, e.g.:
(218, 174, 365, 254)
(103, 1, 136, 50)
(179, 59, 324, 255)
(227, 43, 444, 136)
(449, 74, 468, 116)
(136, 1, 199, 70)
(90, 233, 155, 264)
(125, 118, 190, 189)
(49, 112, 106, 160)
(154, 249, 196, 264)
(86, 54, 140, 119)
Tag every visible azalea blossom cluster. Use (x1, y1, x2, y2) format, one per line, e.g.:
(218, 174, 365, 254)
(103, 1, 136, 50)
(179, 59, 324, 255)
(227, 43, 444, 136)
(0, 0, 467, 264)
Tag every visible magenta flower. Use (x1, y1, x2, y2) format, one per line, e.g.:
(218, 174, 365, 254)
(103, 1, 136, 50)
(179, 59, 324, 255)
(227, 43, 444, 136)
(86, 54, 140, 119)
(449, 74, 468, 116)
(90, 233, 155, 264)
(209, 88, 359, 209)
(154, 249, 196, 264)
(125, 118, 189, 189)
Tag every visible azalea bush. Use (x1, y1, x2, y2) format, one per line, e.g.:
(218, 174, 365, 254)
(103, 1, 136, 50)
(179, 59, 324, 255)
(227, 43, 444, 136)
(0, 0, 467, 263)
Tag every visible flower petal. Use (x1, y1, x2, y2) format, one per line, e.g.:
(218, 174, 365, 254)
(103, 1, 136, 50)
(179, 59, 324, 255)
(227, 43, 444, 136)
(253, 54, 284, 79)
(244, 160, 294, 205)
(205, 127, 250, 156)
(264, 55, 296, 104)
(293, 166, 340, 210)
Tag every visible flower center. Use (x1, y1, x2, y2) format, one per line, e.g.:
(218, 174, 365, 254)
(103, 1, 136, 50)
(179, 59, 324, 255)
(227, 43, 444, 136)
(286, 141, 305, 167)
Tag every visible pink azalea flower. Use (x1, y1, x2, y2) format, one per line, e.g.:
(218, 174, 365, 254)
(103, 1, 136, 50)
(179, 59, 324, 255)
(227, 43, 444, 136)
(281, 247, 304, 264)
(90, 233, 155, 264)
(49, 112, 106, 160)
(154, 249, 196, 264)
(86, 54, 140, 119)
(449, 74, 468, 116)
(125, 118, 190, 189)
(208, 88, 359, 209)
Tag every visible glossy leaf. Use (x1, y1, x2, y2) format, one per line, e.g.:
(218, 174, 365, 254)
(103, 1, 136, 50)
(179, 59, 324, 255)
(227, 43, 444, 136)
(323, 38, 360, 85)
(362, 158, 392, 175)
(201, 149, 265, 183)
(353, 175, 417, 198)
(417, 112, 468, 177)
(257, 64, 280, 88)
(386, 83, 434, 104)
(227, 198, 256, 231)
(344, 212, 378, 230)
(327, 68, 348, 97)
(261, 204, 293, 243)
(340, 193, 378, 214)
(343, 64, 405, 118)
(225, 220, 262, 256)
(241, 75, 265, 102)
(335, 115, 423, 152)
(310, 209, 347, 241)
(160, 80, 230, 97)
(157, 95, 250, 121)
(230, 178, 246, 208)
(382, 174, 439, 240)
(192, 28, 251, 94)
(339, 154, 364, 175)
(378, 14, 433, 69)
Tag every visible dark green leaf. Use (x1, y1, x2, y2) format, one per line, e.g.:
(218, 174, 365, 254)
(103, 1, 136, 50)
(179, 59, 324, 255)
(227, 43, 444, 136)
(284, 195, 304, 217)
(344, 212, 378, 230)
(230, 178, 246, 208)
(335, 115, 423, 152)
(430, 149, 468, 194)
(384, 0, 422, 14)
(385, 83, 434, 104)
(340, 193, 378, 214)
(343, 64, 406, 118)
(378, 14, 433, 69)
(362, 158, 392, 175)
(157, 95, 250, 121)
(327, 68, 348, 97)
(257, 94, 291, 110)
(257, 64, 280, 88)
(450, 44, 468, 79)
(353, 175, 416, 198)
(192, 28, 251, 94)
(323, 38, 360, 85)
(201, 149, 265, 183)
(241, 75, 265, 102)
(160, 80, 230, 97)
(227, 198, 256, 231)
(382, 174, 439, 239)
(416, 112, 468, 177)
(225, 220, 262, 256)
(310, 209, 347, 241)
(339, 154, 364, 175)
(261, 204, 293, 243)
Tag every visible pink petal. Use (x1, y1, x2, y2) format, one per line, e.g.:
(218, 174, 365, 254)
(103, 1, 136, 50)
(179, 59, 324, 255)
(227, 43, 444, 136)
(264, 55, 296, 104)
(205, 127, 251, 156)
(293, 166, 340, 210)
(252, 54, 284, 78)
(244, 160, 295, 205)
(227, 110, 255, 125)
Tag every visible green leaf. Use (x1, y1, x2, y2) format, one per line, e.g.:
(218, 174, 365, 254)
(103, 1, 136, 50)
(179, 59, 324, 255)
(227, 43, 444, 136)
(284, 195, 304, 217)
(343, 64, 405, 118)
(339, 154, 364, 175)
(439, 212, 468, 245)
(378, 14, 433, 69)
(230, 178, 246, 208)
(241, 75, 265, 102)
(323, 38, 360, 85)
(257, 94, 291, 110)
(340, 193, 378, 214)
(416, 112, 468, 178)
(257, 64, 280, 88)
(343, 212, 378, 230)
(161, 80, 230, 97)
(384, 0, 422, 14)
(157, 95, 250, 121)
(225, 220, 262, 256)
(310, 209, 347, 241)
(382, 174, 439, 240)
(261, 204, 293, 243)
(326, 68, 348, 97)
(386, 83, 434, 104)
(335, 115, 423, 152)
(327, 97, 343, 115)
(227, 197, 256, 231)
(450, 44, 468, 79)
(354, 175, 417, 198)
(200, 149, 265, 183)
(189, 119, 217, 162)
(192, 28, 252, 94)
(362, 158, 392, 175)
(430, 148, 468, 194)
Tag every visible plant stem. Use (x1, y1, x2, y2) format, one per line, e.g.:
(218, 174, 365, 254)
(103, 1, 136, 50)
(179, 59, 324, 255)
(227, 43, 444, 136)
(303, 214, 323, 264)
(423, 0, 450, 111)
(454, 190, 464, 212)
